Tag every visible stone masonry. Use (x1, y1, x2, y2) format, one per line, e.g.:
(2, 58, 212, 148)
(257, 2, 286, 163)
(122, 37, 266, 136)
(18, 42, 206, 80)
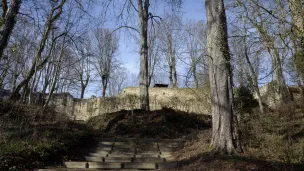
(49, 87, 211, 121)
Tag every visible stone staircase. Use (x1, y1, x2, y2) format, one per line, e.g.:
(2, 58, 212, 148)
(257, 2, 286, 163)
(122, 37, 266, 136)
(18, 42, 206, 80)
(39, 138, 183, 170)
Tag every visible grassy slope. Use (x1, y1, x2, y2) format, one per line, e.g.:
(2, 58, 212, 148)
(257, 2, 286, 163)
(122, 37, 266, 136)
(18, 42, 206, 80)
(0, 100, 95, 171)
(87, 108, 212, 139)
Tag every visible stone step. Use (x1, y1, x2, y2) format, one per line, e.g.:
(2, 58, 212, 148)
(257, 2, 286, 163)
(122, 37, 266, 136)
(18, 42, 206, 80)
(89, 152, 109, 157)
(111, 147, 136, 153)
(137, 143, 159, 149)
(104, 157, 132, 163)
(135, 154, 160, 158)
(85, 156, 104, 162)
(95, 147, 112, 151)
(38, 169, 67, 171)
(159, 147, 176, 152)
(88, 162, 122, 169)
(136, 151, 161, 155)
(65, 162, 88, 169)
(133, 157, 166, 163)
(114, 141, 137, 146)
(98, 141, 114, 146)
(137, 138, 159, 143)
(123, 162, 156, 169)
(157, 162, 178, 169)
(136, 147, 160, 152)
(107, 153, 135, 158)
(95, 138, 115, 142)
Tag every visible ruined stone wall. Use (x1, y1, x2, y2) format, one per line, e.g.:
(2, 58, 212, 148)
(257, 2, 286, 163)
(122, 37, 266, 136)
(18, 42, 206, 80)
(50, 87, 211, 121)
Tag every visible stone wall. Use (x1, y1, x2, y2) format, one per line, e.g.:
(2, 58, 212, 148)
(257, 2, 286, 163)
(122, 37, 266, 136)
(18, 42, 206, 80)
(50, 87, 211, 121)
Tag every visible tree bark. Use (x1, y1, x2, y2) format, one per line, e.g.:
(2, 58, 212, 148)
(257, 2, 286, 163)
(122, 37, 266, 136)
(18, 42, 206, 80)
(138, 0, 149, 110)
(101, 75, 108, 97)
(205, 0, 238, 155)
(193, 64, 199, 88)
(0, 0, 22, 60)
(288, 0, 304, 96)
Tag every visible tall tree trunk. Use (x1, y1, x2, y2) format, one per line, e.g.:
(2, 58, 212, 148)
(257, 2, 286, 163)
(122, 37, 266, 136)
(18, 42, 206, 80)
(205, 0, 238, 155)
(138, 0, 149, 110)
(172, 52, 177, 88)
(288, 0, 304, 54)
(0, 0, 22, 60)
(193, 63, 199, 88)
(288, 0, 304, 97)
(44, 41, 65, 108)
(101, 75, 108, 97)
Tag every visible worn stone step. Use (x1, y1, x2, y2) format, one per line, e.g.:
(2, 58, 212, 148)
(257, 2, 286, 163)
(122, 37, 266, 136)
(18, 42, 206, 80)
(136, 151, 161, 155)
(65, 162, 88, 169)
(95, 147, 112, 151)
(157, 162, 178, 169)
(95, 137, 115, 141)
(107, 153, 135, 158)
(137, 138, 159, 143)
(104, 157, 133, 162)
(85, 156, 104, 162)
(97, 143, 113, 147)
(137, 143, 158, 148)
(88, 162, 122, 169)
(114, 141, 137, 145)
(135, 154, 160, 158)
(158, 142, 182, 148)
(136, 146, 159, 151)
(115, 138, 137, 142)
(160, 151, 172, 155)
(112, 147, 136, 152)
(89, 152, 109, 157)
(133, 157, 166, 163)
(159, 147, 177, 152)
(38, 169, 67, 171)
(158, 138, 185, 142)
(123, 162, 156, 169)
(99, 141, 114, 146)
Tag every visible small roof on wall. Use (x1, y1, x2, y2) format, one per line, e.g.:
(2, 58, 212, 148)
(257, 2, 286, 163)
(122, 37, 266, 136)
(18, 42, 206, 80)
(153, 84, 169, 88)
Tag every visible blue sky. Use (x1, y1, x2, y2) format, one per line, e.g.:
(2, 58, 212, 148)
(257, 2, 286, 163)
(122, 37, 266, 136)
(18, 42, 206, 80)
(83, 1, 207, 97)
(117, 0, 206, 74)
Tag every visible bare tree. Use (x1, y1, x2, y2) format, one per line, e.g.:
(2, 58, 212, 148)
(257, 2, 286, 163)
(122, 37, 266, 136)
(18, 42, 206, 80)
(205, 0, 239, 155)
(0, 0, 22, 60)
(73, 37, 92, 99)
(10, 0, 67, 100)
(236, 0, 291, 103)
(93, 28, 118, 97)
(184, 20, 206, 88)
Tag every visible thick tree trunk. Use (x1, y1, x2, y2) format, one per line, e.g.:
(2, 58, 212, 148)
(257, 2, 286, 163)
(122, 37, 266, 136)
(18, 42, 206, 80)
(138, 0, 149, 110)
(167, 33, 177, 88)
(172, 54, 177, 88)
(101, 76, 108, 98)
(205, 0, 237, 155)
(80, 86, 85, 99)
(193, 64, 199, 88)
(288, 0, 304, 97)
(0, 0, 22, 59)
(288, 0, 304, 54)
